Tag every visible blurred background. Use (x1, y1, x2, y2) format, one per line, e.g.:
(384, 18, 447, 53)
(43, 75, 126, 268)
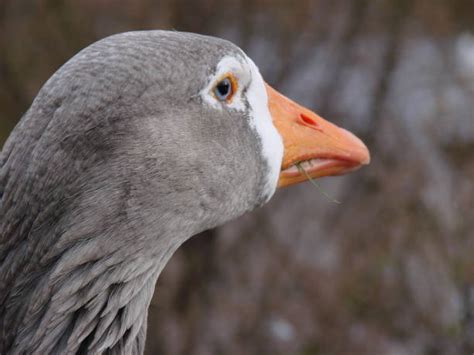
(1, 0, 474, 354)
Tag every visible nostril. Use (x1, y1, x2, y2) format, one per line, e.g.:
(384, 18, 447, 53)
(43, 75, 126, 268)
(299, 113, 322, 130)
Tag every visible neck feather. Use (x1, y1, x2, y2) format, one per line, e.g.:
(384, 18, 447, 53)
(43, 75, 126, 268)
(0, 151, 184, 354)
(0, 217, 180, 354)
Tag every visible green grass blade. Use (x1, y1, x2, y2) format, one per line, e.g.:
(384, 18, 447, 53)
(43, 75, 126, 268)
(296, 163, 341, 204)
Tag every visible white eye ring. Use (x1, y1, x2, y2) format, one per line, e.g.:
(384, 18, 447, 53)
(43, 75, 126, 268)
(200, 56, 246, 111)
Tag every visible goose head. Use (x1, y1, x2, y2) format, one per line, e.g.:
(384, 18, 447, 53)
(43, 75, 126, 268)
(0, 30, 369, 354)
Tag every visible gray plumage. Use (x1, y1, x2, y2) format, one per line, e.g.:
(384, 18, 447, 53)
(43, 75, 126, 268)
(0, 31, 271, 354)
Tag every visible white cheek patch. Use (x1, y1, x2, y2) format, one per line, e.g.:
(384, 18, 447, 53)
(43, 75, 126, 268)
(201, 54, 284, 202)
(200, 55, 247, 111)
(244, 57, 284, 201)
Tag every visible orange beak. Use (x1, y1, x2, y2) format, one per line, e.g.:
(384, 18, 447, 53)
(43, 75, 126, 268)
(266, 84, 370, 188)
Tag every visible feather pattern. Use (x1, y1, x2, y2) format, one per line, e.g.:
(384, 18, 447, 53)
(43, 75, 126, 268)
(0, 31, 281, 354)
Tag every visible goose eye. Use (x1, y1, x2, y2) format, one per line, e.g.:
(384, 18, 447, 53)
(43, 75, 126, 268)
(214, 77, 234, 101)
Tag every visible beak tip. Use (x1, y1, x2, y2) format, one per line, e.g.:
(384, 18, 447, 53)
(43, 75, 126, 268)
(341, 128, 370, 166)
(361, 148, 371, 165)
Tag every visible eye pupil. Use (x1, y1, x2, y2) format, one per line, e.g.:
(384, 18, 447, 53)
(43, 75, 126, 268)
(217, 82, 230, 96)
(214, 78, 233, 101)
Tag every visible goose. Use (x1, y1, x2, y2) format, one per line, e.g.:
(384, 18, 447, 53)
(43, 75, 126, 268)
(0, 30, 369, 354)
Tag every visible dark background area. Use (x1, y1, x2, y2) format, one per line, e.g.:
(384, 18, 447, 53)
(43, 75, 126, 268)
(1, 1, 474, 354)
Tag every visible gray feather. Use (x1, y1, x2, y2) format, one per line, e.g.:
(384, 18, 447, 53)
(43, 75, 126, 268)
(0, 30, 269, 354)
